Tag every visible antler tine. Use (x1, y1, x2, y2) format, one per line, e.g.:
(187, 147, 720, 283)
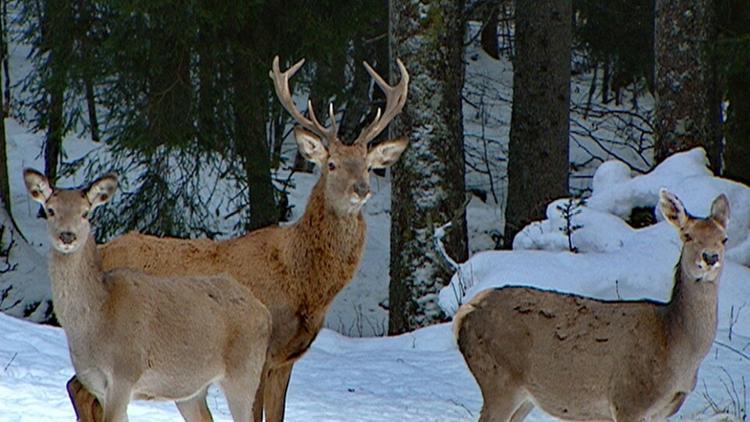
(269, 56, 339, 142)
(354, 58, 410, 146)
(328, 102, 339, 137)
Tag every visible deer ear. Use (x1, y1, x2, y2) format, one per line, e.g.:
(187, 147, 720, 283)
(24, 168, 52, 204)
(659, 189, 688, 228)
(294, 127, 328, 166)
(367, 137, 408, 169)
(86, 174, 118, 209)
(710, 193, 730, 228)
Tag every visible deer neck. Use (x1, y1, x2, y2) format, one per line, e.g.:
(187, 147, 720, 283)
(290, 175, 366, 311)
(664, 255, 720, 360)
(48, 235, 108, 330)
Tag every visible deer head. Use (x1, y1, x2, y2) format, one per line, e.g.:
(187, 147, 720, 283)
(659, 189, 729, 282)
(24, 169, 118, 254)
(270, 56, 409, 216)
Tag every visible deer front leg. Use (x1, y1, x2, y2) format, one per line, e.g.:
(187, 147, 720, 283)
(67, 375, 103, 422)
(263, 364, 294, 422)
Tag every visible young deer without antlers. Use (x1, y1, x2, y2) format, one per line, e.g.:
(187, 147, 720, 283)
(66, 55, 409, 422)
(24, 169, 271, 422)
(454, 189, 730, 422)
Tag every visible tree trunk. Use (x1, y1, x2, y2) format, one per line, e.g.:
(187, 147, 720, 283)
(232, 21, 278, 231)
(721, 1, 750, 184)
(602, 57, 611, 104)
(0, 0, 9, 215)
(503, 0, 571, 248)
(481, 4, 500, 59)
(43, 0, 72, 183)
(77, 0, 99, 143)
(1, 0, 8, 118)
(654, 0, 721, 169)
(389, 0, 468, 334)
(723, 69, 750, 185)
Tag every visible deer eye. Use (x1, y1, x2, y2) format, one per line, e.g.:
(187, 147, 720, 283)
(82, 210, 89, 219)
(328, 162, 336, 171)
(46, 208, 55, 217)
(722, 238, 728, 244)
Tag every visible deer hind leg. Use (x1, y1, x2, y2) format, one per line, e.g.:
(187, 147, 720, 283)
(102, 380, 133, 422)
(477, 385, 527, 422)
(252, 369, 267, 422)
(262, 364, 294, 422)
(470, 355, 526, 422)
(610, 402, 646, 422)
(649, 392, 687, 421)
(221, 374, 262, 422)
(67, 375, 104, 422)
(509, 400, 534, 422)
(458, 318, 525, 422)
(175, 387, 213, 422)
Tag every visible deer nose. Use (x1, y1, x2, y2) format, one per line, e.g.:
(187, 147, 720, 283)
(702, 251, 719, 266)
(354, 181, 370, 199)
(59, 232, 77, 245)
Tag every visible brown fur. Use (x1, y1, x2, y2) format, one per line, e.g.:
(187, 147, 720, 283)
(25, 170, 271, 422)
(454, 190, 729, 422)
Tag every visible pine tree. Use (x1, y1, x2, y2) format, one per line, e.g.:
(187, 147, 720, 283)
(389, 0, 469, 334)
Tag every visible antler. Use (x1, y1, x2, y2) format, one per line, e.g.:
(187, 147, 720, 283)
(269, 56, 339, 144)
(353, 58, 409, 146)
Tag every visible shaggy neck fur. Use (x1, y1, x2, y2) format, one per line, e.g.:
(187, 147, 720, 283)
(48, 235, 108, 331)
(287, 173, 366, 313)
(665, 254, 720, 360)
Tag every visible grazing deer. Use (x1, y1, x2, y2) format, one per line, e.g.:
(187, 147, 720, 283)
(66, 55, 409, 422)
(24, 169, 271, 422)
(454, 189, 729, 422)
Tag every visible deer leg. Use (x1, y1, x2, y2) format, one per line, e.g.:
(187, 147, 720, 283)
(478, 386, 527, 422)
(252, 362, 273, 422)
(262, 363, 294, 422)
(509, 400, 534, 422)
(649, 392, 687, 421)
(221, 375, 260, 422)
(610, 401, 646, 422)
(175, 387, 213, 422)
(66, 375, 103, 422)
(102, 380, 133, 422)
(469, 355, 525, 422)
